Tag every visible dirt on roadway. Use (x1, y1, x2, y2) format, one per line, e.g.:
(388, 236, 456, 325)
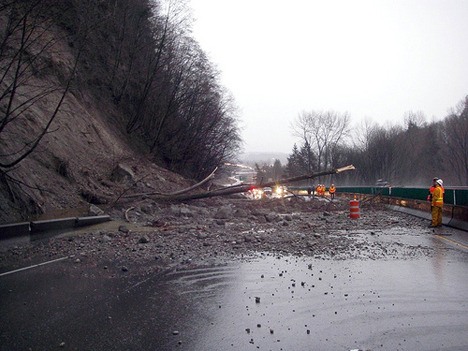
(0, 195, 441, 277)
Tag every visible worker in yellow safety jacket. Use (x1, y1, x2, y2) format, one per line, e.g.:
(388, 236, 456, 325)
(329, 184, 336, 200)
(427, 177, 438, 202)
(430, 179, 444, 227)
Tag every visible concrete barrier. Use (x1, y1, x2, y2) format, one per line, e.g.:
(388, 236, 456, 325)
(388, 205, 465, 230)
(0, 222, 30, 239)
(75, 215, 111, 227)
(1, 215, 113, 241)
(30, 217, 79, 234)
(448, 218, 468, 232)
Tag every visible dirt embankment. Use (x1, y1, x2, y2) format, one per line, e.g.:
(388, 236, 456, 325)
(0, 22, 196, 224)
(0, 83, 197, 224)
(0, 195, 436, 277)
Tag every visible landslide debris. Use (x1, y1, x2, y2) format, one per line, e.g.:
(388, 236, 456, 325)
(0, 196, 436, 277)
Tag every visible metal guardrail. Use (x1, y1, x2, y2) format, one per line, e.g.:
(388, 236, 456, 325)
(335, 189, 468, 224)
(287, 186, 468, 224)
(335, 186, 468, 207)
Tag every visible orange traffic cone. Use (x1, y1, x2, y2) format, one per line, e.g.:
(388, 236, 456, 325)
(349, 197, 360, 219)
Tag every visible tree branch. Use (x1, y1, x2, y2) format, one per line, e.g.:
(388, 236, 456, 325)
(138, 165, 355, 202)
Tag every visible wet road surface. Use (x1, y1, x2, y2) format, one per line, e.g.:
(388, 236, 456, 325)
(1, 227, 467, 351)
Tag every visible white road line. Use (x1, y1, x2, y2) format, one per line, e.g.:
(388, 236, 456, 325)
(0, 256, 71, 277)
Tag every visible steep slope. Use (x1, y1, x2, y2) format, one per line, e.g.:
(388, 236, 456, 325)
(0, 0, 244, 224)
(0, 82, 193, 224)
(0, 30, 192, 224)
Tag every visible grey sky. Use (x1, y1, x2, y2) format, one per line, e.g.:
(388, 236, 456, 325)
(189, 0, 468, 154)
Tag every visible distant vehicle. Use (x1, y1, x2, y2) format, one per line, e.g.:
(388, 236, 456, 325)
(375, 179, 389, 187)
(247, 186, 287, 200)
(248, 187, 264, 200)
(262, 187, 273, 198)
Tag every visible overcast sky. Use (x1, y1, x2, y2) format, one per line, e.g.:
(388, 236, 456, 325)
(188, 0, 468, 154)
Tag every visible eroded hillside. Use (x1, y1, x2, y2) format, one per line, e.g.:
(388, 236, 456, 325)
(0, 1, 240, 223)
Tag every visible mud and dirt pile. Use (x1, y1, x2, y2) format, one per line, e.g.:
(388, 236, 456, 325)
(0, 195, 436, 277)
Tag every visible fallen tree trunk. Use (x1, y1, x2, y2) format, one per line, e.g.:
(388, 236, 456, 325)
(160, 164, 355, 202)
(123, 166, 218, 199)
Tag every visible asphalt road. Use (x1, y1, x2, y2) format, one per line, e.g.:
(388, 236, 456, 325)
(1, 227, 467, 351)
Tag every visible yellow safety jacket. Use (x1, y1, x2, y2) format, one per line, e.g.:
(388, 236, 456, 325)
(329, 186, 336, 194)
(432, 186, 443, 207)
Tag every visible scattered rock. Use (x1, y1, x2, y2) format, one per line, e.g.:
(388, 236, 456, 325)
(179, 206, 194, 217)
(89, 204, 104, 216)
(244, 234, 254, 243)
(110, 164, 135, 183)
(265, 212, 279, 223)
(118, 225, 129, 233)
(197, 232, 208, 239)
(0, 198, 436, 284)
(138, 236, 149, 244)
(140, 204, 153, 214)
(234, 209, 248, 218)
(214, 206, 233, 219)
(171, 205, 194, 217)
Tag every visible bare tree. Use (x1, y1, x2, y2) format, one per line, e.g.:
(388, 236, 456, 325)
(292, 110, 350, 174)
(397, 111, 447, 184)
(289, 98, 468, 186)
(441, 97, 468, 185)
(403, 110, 427, 130)
(2, 0, 241, 184)
(0, 0, 78, 170)
(352, 119, 379, 184)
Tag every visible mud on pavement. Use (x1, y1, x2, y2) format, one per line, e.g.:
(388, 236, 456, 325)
(0, 196, 442, 276)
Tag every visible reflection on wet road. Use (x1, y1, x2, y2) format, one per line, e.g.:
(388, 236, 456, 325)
(1, 230, 467, 351)
(168, 252, 468, 351)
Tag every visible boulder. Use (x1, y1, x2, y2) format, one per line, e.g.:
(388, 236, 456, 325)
(89, 204, 104, 216)
(110, 164, 135, 183)
(214, 206, 233, 219)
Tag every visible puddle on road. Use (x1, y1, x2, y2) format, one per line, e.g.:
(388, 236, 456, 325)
(161, 253, 468, 351)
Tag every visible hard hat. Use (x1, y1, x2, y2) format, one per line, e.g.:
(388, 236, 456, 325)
(436, 179, 443, 186)
(432, 177, 439, 181)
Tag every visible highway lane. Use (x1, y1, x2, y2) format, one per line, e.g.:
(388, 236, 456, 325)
(1, 227, 467, 351)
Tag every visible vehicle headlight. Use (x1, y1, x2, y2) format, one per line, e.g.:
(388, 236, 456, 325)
(275, 186, 283, 195)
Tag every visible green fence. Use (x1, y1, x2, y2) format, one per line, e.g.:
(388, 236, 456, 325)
(335, 187, 468, 207)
